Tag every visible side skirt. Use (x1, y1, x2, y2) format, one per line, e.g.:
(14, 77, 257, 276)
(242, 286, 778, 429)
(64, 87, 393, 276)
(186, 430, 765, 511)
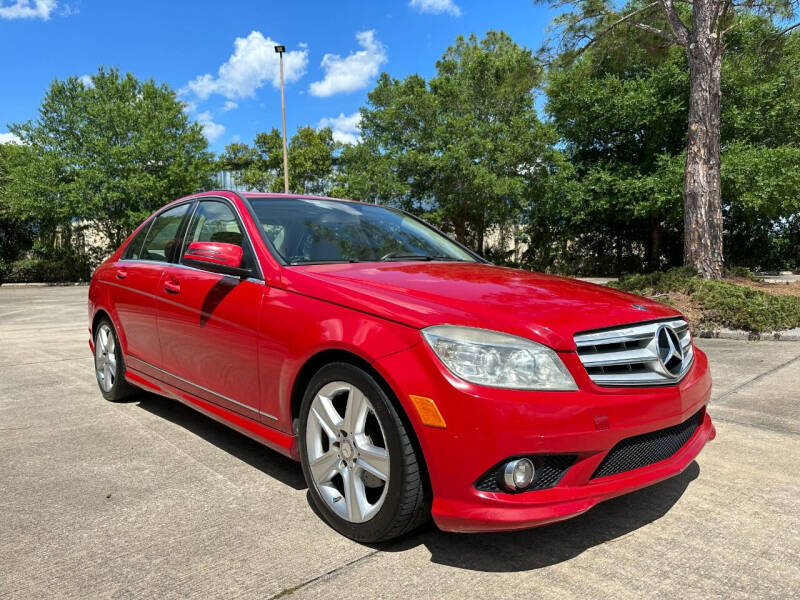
(125, 368, 299, 460)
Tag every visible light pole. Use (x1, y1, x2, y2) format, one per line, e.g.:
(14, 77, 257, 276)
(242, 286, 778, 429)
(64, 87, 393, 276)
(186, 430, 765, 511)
(274, 45, 289, 194)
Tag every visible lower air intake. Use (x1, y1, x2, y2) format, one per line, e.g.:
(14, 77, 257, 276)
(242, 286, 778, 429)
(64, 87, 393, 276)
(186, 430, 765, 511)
(591, 410, 703, 479)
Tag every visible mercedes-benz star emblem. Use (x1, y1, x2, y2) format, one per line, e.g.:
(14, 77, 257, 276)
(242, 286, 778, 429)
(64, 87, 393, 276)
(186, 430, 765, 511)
(656, 325, 684, 377)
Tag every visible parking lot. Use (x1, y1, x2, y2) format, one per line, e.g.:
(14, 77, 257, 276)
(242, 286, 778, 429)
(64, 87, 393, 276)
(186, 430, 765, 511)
(1, 286, 799, 599)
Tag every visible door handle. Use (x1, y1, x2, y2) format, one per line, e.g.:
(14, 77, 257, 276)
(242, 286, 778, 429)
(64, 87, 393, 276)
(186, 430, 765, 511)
(116, 268, 128, 280)
(163, 278, 180, 294)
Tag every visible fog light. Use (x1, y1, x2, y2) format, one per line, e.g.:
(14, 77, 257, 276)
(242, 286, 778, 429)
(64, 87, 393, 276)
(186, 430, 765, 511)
(502, 458, 535, 491)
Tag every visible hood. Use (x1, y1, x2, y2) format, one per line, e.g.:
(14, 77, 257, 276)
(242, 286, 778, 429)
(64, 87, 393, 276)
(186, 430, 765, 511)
(280, 262, 680, 350)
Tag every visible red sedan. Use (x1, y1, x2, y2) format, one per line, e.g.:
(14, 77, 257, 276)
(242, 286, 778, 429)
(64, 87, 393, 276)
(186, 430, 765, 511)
(88, 191, 715, 542)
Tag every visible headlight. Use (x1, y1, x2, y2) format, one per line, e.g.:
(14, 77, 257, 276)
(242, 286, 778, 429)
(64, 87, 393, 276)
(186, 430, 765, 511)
(421, 325, 577, 391)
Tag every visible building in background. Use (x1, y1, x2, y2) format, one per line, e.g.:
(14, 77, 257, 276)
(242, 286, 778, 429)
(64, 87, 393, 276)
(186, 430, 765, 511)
(213, 171, 250, 192)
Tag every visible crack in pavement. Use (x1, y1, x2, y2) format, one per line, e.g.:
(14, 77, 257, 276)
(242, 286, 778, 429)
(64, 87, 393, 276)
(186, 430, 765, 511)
(0, 356, 89, 369)
(709, 414, 800, 437)
(712, 351, 800, 405)
(268, 549, 382, 599)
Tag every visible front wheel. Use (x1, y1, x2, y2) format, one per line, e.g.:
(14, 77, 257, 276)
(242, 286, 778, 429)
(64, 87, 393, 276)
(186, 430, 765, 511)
(298, 363, 428, 543)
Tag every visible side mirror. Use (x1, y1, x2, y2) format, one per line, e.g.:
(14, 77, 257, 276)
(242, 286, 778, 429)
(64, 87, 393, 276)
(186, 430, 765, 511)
(183, 241, 250, 278)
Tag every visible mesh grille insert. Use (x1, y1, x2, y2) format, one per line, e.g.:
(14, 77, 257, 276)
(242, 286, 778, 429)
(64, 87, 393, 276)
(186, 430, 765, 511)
(475, 455, 577, 493)
(591, 410, 703, 479)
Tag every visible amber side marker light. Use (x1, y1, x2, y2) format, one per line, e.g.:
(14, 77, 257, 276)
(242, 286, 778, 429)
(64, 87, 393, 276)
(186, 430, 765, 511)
(409, 395, 447, 429)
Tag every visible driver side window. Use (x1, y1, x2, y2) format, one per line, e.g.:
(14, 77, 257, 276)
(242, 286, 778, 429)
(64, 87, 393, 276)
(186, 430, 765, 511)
(182, 200, 254, 270)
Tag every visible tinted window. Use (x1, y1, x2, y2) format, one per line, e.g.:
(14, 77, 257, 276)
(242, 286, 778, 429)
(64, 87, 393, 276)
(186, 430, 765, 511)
(123, 219, 153, 260)
(181, 200, 254, 269)
(247, 198, 476, 265)
(139, 203, 191, 262)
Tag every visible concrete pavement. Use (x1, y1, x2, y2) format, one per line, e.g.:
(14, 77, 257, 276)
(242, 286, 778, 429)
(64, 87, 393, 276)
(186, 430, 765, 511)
(1, 286, 798, 599)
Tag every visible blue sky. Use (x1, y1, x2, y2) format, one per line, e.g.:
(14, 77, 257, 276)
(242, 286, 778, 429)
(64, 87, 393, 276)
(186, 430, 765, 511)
(0, 0, 556, 153)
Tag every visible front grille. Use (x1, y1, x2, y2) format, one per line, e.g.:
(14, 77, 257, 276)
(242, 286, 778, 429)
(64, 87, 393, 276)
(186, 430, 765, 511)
(574, 318, 694, 386)
(475, 455, 577, 493)
(591, 410, 703, 479)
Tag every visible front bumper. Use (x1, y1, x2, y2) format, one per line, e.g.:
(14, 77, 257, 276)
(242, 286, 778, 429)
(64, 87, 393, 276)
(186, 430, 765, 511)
(373, 342, 714, 533)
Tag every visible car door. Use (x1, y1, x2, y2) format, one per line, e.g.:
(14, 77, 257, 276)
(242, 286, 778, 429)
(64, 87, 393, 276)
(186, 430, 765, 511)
(155, 197, 267, 420)
(111, 202, 193, 368)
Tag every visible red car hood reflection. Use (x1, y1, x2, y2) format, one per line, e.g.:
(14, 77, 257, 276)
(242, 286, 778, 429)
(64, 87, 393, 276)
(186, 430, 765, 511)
(281, 262, 680, 350)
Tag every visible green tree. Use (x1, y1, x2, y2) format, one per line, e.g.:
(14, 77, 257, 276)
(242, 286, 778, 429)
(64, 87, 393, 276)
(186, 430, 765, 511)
(0, 143, 36, 277)
(217, 140, 274, 191)
(331, 140, 410, 204)
(350, 31, 560, 255)
(219, 126, 338, 194)
(543, 13, 800, 273)
(537, 0, 799, 279)
(5, 67, 214, 253)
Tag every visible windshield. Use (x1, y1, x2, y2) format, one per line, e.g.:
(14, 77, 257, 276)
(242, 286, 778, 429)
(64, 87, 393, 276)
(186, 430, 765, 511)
(246, 197, 477, 265)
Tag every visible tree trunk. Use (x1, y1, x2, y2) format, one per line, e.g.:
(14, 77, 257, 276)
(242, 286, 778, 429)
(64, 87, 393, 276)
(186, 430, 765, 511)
(453, 217, 467, 246)
(477, 212, 485, 255)
(683, 13, 724, 279)
(648, 216, 661, 271)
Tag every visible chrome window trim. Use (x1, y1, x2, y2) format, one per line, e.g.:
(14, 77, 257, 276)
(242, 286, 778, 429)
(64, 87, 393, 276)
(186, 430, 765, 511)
(129, 354, 278, 420)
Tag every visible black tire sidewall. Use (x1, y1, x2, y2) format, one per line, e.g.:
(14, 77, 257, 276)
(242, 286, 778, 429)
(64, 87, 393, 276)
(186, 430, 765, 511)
(94, 318, 129, 402)
(298, 363, 411, 543)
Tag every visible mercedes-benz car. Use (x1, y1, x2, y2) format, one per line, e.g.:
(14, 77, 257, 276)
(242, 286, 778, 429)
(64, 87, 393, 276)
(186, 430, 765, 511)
(88, 191, 715, 542)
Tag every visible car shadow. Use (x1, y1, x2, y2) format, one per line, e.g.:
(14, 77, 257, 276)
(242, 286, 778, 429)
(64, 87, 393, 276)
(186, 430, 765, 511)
(133, 391, 307, 491)
(131, 390, 698, 572)
(385, 461, 700, 572)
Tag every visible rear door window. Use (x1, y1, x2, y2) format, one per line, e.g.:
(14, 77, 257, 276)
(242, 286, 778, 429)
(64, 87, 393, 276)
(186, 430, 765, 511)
(139, 203, 192, 263)
(123, 219, 153, 260)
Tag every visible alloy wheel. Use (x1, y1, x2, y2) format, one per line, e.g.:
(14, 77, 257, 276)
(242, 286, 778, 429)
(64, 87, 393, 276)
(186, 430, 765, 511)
(305, 381, 390, 523)
(95, 323, 117, 393)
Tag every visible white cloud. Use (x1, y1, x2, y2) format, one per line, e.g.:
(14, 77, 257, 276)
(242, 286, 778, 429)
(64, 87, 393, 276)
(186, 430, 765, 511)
(409, 0, 461, 17)
(58, 1, 76, 16)
(78, 74, 93, 88)
(0, 132, 22, 145)
(195, 111, 225, 142)
(221, 100, 238, 112)
(185, 31, 308, 100)
(309, 30, 387, 97)
(318, 112, 361, 145)
(0, 0, 56, 20)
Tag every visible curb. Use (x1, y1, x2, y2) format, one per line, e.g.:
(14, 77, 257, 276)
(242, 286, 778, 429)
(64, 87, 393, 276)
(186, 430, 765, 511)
(696, 328, 800, 342)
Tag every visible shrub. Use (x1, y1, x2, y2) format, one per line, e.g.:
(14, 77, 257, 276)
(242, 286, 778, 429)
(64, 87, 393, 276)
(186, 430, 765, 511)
(3, 255, 91, 284)
(611, 267, 800, 332)
(724, 266, 756, 280)
(609, 267, 698, 296)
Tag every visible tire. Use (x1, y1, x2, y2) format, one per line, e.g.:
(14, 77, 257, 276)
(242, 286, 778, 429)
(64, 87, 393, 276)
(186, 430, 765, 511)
(298, 362, 428, 543)
(93, 317, 136, 402)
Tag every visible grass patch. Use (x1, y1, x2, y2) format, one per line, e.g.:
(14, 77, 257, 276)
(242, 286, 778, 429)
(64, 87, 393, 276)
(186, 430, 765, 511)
(610, 267, 800, 333)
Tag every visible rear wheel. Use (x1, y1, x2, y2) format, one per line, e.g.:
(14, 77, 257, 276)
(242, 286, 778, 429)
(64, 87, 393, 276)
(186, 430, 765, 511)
(299, 363, 428, 543)
(94, 318, 135, 402)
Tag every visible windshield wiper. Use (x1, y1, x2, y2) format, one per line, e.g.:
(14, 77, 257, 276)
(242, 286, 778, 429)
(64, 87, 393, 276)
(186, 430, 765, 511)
(379, 253, 467, 262)
(288, 258, 361, 265)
